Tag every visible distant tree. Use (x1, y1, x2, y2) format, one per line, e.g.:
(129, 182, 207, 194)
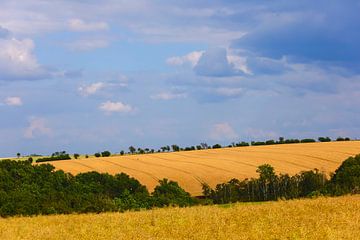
(200, 143, 208, 149)
(196, 145, 202, 150)
(94, 153, 101, 158)
(265, 140, 276, 145)
(74, 153, 80, 159)
(301, 138, 316, 143)
(101, 151, 111, 157)
(120, 151, 125, 156)
(171, 144, 180, 152)
(212, 144, 222, 149)
(278, 137, 284, 144)
(129, 146, 136, 154)
(318, 137, 331, 142)
(85, 155, 89, 158)
(16, 153, 21, 158)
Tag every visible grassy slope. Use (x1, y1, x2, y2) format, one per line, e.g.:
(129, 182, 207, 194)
(43, 141, 360, 195)
(1, 195, 359, 240)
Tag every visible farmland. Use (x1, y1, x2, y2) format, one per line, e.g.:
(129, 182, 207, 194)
(44, 141, 360, 195)
(1, 194, 359, 240)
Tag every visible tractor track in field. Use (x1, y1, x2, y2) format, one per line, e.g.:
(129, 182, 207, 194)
(170, 152, 259, 168)
(145, 154, 244, 176)
(124, 157, 205, 185)
(170, 152, 313, 171)
(67, 161, 97, 172)
(223, 148, 341, 164)
(100, 159, 160, 181)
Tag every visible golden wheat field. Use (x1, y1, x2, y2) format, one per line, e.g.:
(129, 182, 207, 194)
(44, 141, 360, 195)
(0, 195, 359, 240)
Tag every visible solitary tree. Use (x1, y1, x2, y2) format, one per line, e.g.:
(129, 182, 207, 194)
(16, 153, 21, 158)
(129, 146, 136, 154)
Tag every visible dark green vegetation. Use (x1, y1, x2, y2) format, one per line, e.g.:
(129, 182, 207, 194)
(15, 136, 351, 163)
(0, 154, 359, 217)
(35, 151, 71, 163)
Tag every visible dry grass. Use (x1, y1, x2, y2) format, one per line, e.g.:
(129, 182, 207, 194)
(43, 141, 360, 195)
(0, 195, 359, 240)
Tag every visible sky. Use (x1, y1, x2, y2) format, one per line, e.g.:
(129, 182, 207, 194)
(0, 0, 360, 156)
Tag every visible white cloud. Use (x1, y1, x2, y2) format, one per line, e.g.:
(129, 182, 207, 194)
(68, 19, 109, 32)
(67, 38, 110, 51)
(166, 51, 204, 67)
(4, 96, 23, 106)
(24, 117, 52, 139)
(99, 101, 134, 113)
(150, 91, 187, 100)
(209, 122, 238, 141)
(0, 37, 50, 80)
(78, 82, 105, 96)
(78, 80, 128, 96)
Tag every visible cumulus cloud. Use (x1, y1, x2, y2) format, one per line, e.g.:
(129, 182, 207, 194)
(78, 82, 105, 96)
(166, 51, 204, 67)
(150, 91, 187, 100)
(0, 37, 50, 81)
(78, 80, 128, 96)
(99, 101, 134, 113)
(194, 48, 247, 77)
(24, 117, 52, 139)
(68, 19, 109, 32)
(4, 96, 23, 106)
(209, 122, 238, 141)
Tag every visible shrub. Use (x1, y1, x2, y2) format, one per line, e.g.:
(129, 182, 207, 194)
(301, 138, 316, 143)
(318, 137, 331, 142)
(212, 144, 222, 149)
(152, 179, 195, 207)
(94, 153, 101, 158)
(101, 151, 111, 157)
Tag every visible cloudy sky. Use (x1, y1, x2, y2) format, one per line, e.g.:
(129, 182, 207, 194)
(0, 1, 359, 156)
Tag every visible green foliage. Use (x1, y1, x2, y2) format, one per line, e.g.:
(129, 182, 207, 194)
(101, 151, 111, 157)
(212, 144, 222, 149)
(94, 153, 101, 158)
(36, 152, 71, 163)
(318, 137, 331, 142)
(328, 154, 360, 195)
(152, 179, 195, 207)
(301, 138, 316, 143)
(203, 164, 328, 204)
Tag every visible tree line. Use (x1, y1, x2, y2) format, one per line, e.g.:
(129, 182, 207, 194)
(22, 136, 353, 163)
(202, 154, 360, 203)
(1, 154, 358, 217)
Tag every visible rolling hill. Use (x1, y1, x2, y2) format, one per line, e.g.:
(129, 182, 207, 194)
(43, 141, 360, 196)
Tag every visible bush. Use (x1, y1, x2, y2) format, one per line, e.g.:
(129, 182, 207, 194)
(318, 137, 331, 142)
(329, 154, 360, 195)
(212, 144, 222, 149)
(301, 138, 316, 143)
(94, 153, 101, 158)
(101, 151, 111, 157)
(152, 179, 195, 207)
(74, 153, 80, 159)
(36, 153, 71, 163)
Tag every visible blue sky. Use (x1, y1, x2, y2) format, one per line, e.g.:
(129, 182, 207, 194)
(0, 1, 360, 156)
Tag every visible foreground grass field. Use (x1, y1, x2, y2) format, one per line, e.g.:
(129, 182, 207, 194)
(1, 195, 359, 240)
(45, 141, 360, 195)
